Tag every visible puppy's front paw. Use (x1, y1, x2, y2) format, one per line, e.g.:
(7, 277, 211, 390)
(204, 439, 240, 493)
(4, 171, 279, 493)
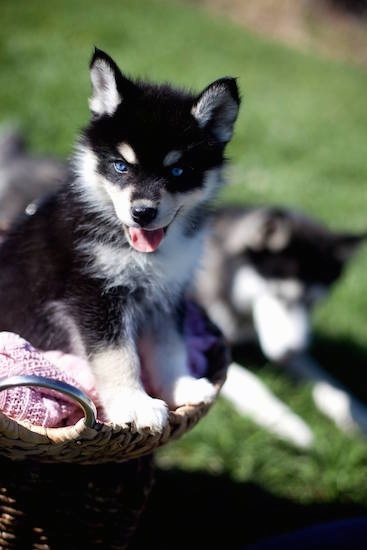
(105, 390, 169, 433)
(171, 376, 217, 408)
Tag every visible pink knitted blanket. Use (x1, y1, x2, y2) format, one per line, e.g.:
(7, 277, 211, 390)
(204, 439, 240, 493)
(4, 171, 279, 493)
(0, 332, 101, 427)
(0, 302, 219, 428)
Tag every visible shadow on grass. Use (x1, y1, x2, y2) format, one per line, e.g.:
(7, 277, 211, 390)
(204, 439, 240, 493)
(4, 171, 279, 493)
(311, 334, 367, 403)
(131, 466, 367, 550)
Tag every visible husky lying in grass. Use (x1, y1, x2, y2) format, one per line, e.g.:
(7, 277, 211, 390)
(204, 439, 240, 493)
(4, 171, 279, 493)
(192, 205, 367, 447)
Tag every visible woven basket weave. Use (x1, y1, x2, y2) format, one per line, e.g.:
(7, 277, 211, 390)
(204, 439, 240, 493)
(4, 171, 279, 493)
(0, 311, 229, 549)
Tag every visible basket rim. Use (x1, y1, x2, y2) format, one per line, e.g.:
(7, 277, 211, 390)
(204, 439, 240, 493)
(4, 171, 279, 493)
(0, 373, 227, 464)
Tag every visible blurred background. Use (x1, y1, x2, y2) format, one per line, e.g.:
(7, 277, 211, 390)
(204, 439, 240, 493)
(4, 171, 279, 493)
(1, 1, 367, 547)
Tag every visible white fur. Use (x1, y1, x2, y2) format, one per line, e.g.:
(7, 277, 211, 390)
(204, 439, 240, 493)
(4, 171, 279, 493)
(222, 363, 314, 448)
(313, 381, 367, 434)
(232, 267, 304, 316)
(104, 181, 134, 223)
(88, 220, 205, 295)
(25, 202, 38, 216)
(313, 383, 360, 432)
(89, 58, 121, 116)
(222, 353, 367, 448)
(72, 145, 113, 213)
(286, 354, 367, 434)
(91, 347, 169, 431)
(253, 293, 310, 362)
(232, 266, 266, 311)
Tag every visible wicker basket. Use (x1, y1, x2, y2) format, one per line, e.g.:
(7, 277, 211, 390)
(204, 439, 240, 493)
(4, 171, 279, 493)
(0, 454, 154, 549)
(0, 310, 229, 548)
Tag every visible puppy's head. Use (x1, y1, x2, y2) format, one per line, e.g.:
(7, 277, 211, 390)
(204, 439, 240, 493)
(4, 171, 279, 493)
(75, 48, 240, 252)
(222, 206, 367, 309)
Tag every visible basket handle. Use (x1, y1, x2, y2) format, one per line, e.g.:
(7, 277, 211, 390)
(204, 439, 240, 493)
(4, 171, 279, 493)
(0, 375, 97, 428)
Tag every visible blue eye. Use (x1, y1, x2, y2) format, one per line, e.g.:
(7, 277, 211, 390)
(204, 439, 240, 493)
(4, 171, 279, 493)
(171, 166, 184, 177)
(114, 161, 128, 174)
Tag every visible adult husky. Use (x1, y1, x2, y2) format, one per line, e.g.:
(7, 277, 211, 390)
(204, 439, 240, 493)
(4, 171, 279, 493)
(193, 205, 367, 446)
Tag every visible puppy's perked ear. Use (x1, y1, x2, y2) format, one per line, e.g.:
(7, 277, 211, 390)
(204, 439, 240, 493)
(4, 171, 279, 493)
(88, 47, 136, 118)
(191, 77, 240, 143)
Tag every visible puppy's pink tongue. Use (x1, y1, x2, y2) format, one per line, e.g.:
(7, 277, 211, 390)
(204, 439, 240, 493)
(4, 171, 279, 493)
(129, 228, 165, 252)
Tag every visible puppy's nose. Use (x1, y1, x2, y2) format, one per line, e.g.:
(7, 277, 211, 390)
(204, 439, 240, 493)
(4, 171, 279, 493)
(131, 205, 158, 226)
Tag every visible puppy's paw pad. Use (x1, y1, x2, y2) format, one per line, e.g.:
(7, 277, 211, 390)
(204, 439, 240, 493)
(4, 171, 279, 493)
(173, 376, 217, 407)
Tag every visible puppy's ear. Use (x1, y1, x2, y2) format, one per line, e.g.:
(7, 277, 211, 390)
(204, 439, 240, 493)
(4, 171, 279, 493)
(191, 77, 240, 143)
(89, 48, 135, 117)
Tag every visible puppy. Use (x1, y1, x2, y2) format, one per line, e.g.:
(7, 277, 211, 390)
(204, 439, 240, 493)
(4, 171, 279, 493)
(193, 204, 367, 444)
(0, 48, 240, 432)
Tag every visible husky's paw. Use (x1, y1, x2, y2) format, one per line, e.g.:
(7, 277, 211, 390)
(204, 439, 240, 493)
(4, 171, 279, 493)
(171, 376, 217, 408)
(105, 391, 169, 433)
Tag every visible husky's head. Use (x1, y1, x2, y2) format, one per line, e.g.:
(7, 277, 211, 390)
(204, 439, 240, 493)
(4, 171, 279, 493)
(229, 207, 367, 298)
(75, 48, 240, 253)
(195, 205, 367, 360)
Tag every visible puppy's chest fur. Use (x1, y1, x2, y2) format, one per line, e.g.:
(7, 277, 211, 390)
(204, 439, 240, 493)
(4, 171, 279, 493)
(72, 222, 201, 346)
(87, 231, 200, 297)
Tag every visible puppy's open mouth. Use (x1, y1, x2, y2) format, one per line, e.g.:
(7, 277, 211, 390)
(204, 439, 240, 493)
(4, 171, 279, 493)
(128, 227, 167, 253)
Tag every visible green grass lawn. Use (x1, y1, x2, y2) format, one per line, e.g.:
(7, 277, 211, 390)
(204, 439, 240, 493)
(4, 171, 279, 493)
(1, 0, 367, 547)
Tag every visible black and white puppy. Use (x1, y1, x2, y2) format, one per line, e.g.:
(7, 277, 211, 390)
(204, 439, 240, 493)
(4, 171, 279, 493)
(193, 205, 367, 445)
(0, 49, 240, 432)
(194, 205, 366, 360)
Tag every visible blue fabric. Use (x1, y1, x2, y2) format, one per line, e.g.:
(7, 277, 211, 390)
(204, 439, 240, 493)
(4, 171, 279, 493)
(244, 516, 367, 549)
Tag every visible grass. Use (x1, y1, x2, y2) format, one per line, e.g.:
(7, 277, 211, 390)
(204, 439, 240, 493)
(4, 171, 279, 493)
(1, 0, 367, 547)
